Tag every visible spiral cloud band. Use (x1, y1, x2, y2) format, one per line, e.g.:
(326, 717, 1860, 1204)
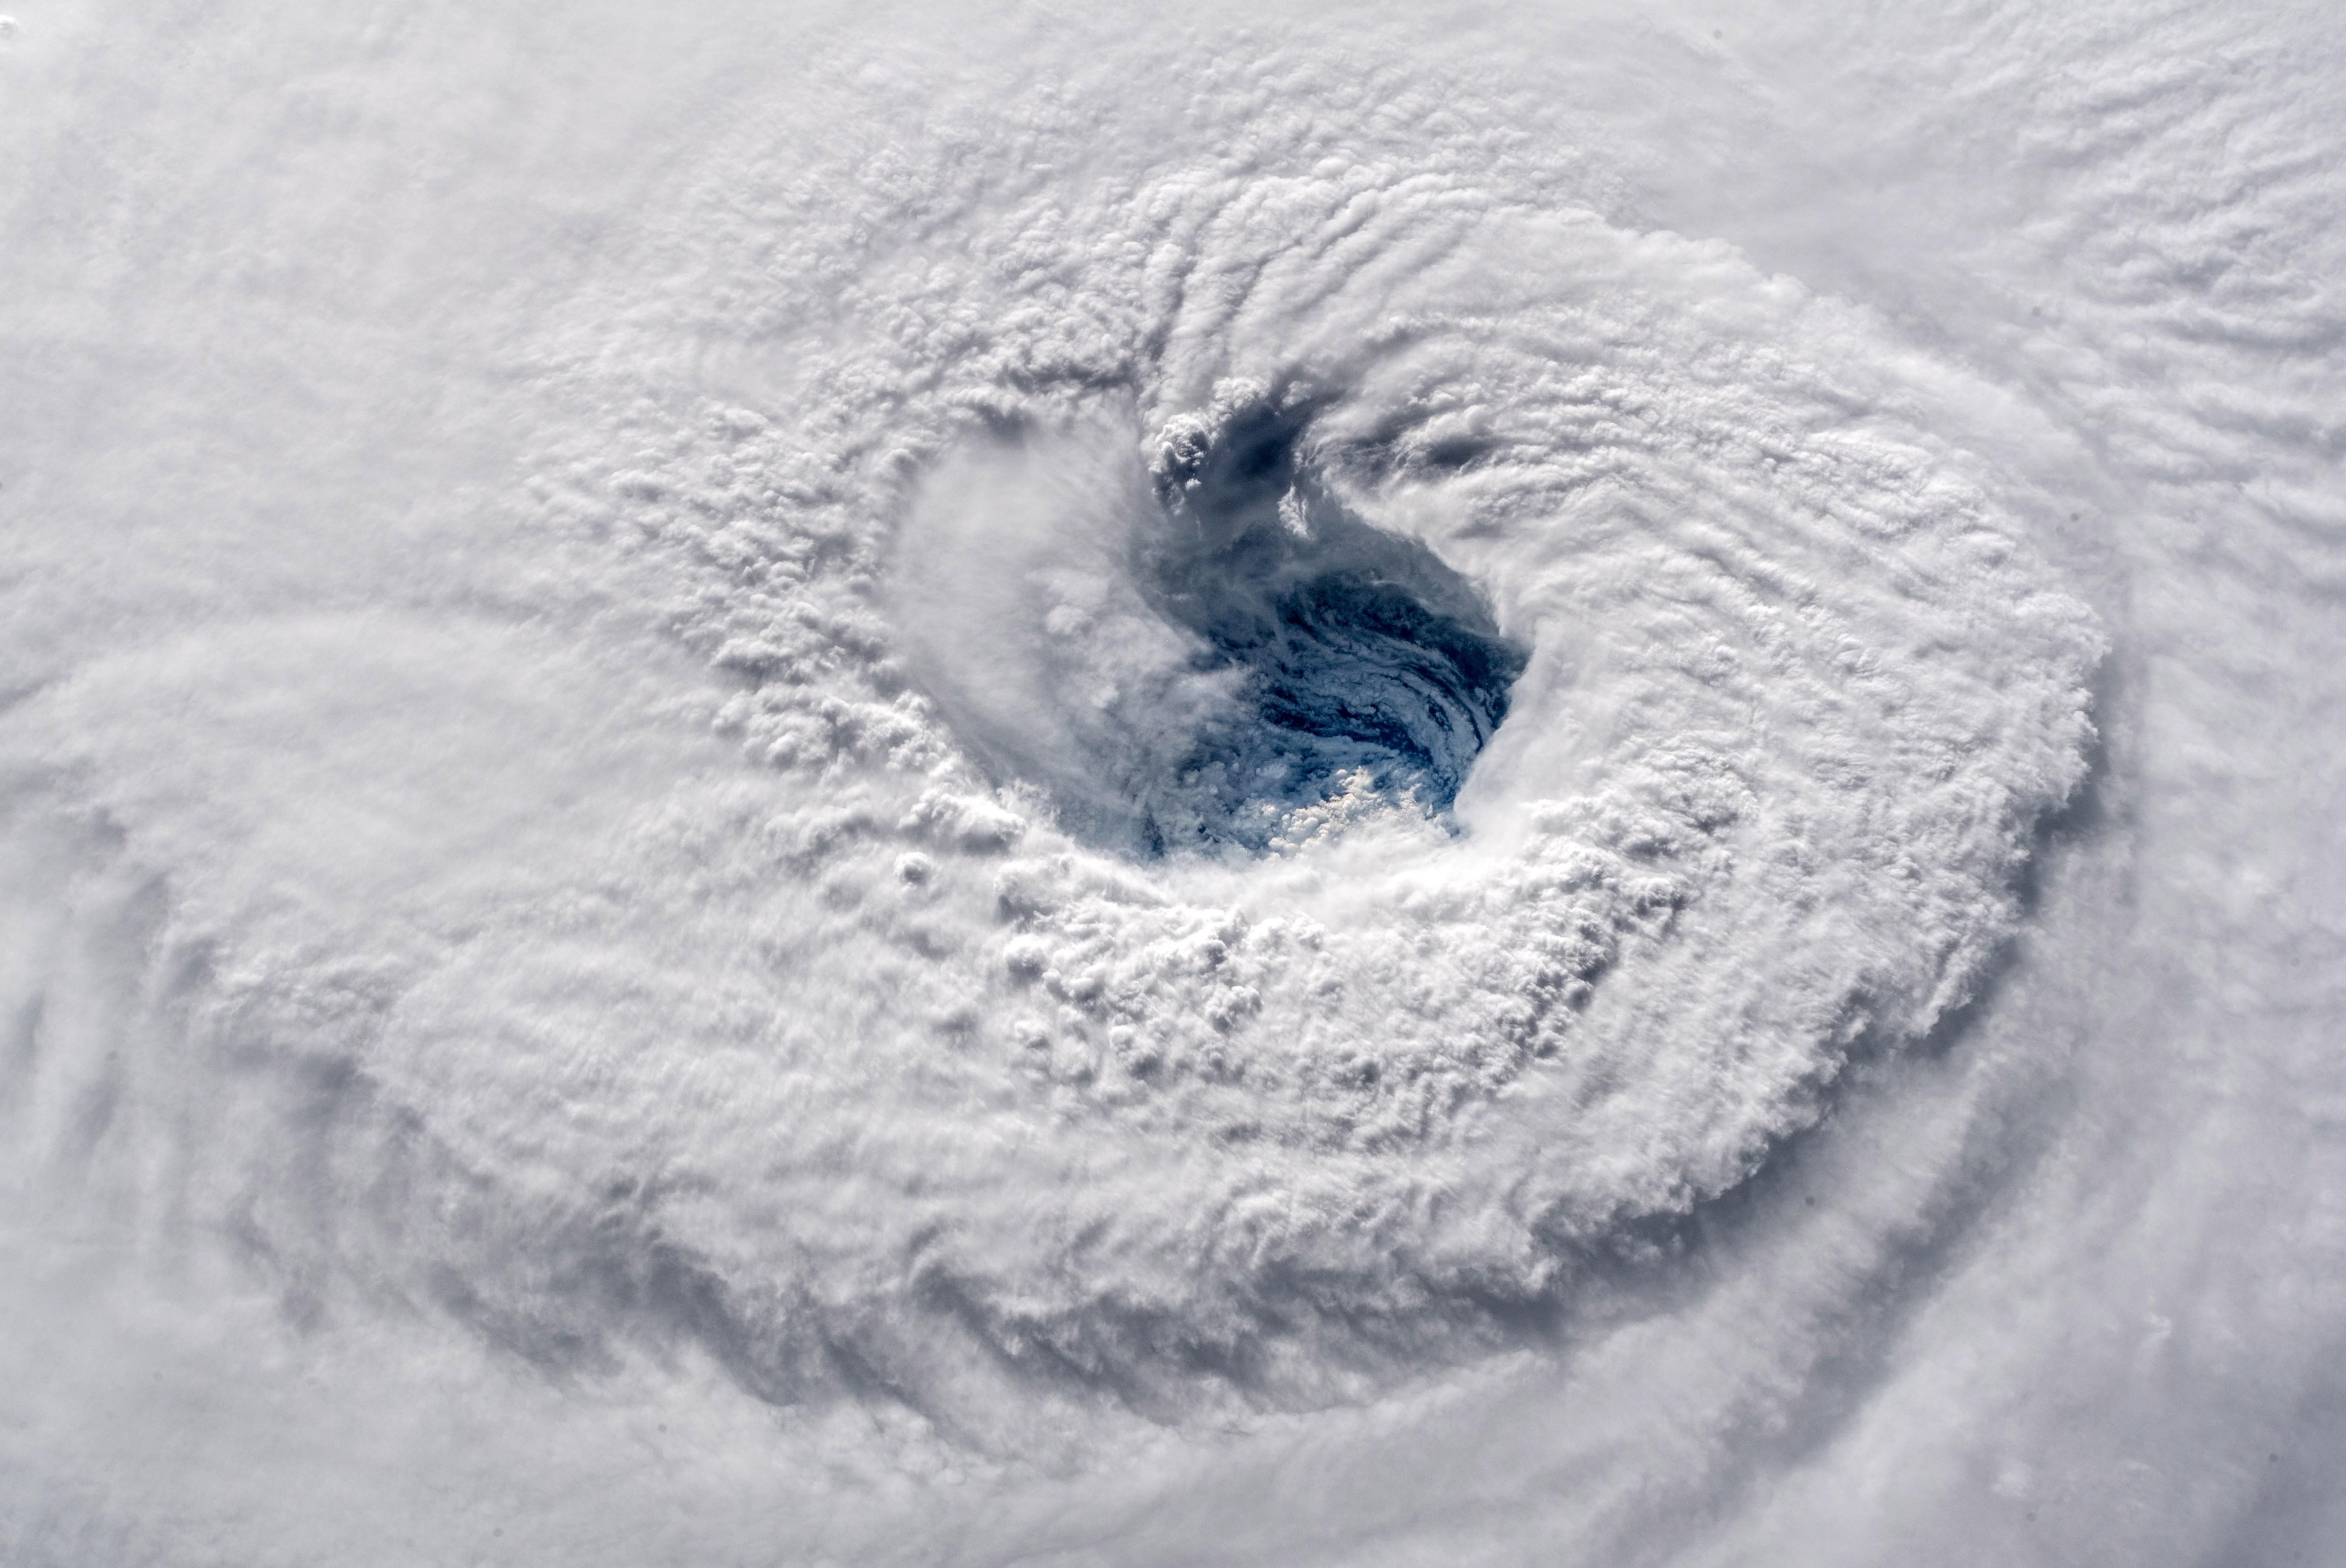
(3, 2, 2342, 1564)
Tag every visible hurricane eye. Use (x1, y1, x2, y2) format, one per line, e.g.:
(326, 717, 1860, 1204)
(891, 410, 1527, 859)
(1135, 459, 1524, 853)
(1116, 406, 1526, 855)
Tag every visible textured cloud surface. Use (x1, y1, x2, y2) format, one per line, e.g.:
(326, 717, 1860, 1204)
(4, 2, 2343, 1564)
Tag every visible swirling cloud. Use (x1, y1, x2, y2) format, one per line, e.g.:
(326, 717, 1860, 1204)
(0, 3, 2338, 1565)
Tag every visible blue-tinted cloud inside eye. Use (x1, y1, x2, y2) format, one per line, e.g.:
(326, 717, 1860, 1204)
(1130, 407, 1526, 855)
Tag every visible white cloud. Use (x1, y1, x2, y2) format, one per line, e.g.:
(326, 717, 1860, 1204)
(1, 1, 2339, 1563)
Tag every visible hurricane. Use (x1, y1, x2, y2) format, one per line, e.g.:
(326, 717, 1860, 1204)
(4, 4, 2342, 1565)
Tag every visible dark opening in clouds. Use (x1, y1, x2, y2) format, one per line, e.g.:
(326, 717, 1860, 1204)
(891, 399, 1528, 861)
(1137, 398, 1527, 853)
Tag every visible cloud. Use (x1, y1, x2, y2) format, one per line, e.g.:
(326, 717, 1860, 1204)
(1, 1, 2340, 1564)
